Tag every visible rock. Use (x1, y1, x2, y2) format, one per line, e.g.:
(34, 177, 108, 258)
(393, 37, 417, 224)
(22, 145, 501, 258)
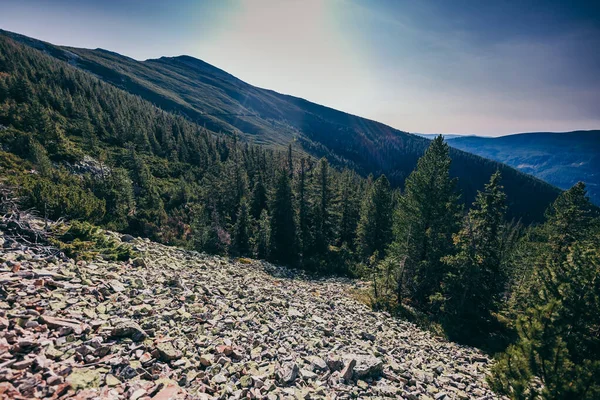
(326, 354, 343, 371)
(105, 374, 121, 387)
(341, 359, 356, 382)
(277, 362, 299, 384)
(300, 369, 317, 380)
(287, 308, 303, 318)
(132, 258, 147, 268)
(121, 234, 135, 242)
(66, 369, 102, 390)
(109, 279, 125, 292)
(344, 354, 384, 379)
(361, 331, 376, 341)
(156, 341, 183, 361)
(199, 353, 214, 367)
(239, 375, 253, 388)
(0, 218, 498, 400)
(111, 320, 147, 341)
(307, 356, 327, 371)
(40, 315, 89, 335)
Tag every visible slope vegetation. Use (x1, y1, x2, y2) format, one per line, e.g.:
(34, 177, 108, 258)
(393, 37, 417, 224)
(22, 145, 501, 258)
(0, 29, 560, 222)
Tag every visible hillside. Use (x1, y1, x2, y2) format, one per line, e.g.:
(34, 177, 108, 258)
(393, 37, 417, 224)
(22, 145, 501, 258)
(445, 131, 600, 204)
(0, 29, 561, 223)
(0, 216, 499, 399)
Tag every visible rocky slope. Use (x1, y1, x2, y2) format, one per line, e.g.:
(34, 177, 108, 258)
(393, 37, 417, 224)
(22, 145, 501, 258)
(0, 224, 500, 399)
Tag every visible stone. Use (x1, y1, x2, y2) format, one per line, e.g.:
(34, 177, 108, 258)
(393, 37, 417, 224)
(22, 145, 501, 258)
(111, 320, 147, 341)
(156, 341, 183, 361)
(121, 234, 135, 242)
(66, 369, 102, 390)
(307, 356, 327, 371)
(199, 353, 214, 367)
(326, 354, 343, 371)
(132, 258, 147, 268)
(341, 359, 356, 382)
(239, 375, 253, 388)
(0, 217, 498, 400)
(277, 362, 299, 384)
(105, 374, 121, 387)
(344, 354, 384, 379)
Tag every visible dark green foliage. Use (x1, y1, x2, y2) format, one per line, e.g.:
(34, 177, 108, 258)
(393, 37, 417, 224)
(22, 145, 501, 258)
(52, 221, 136, 261)
(356, 174, 393, 260)
(389, 136, 462, 307)
(18, 171, 106, 223)
(441, 171, 509, 340)
(312, 158, 335, 257)
(490, 183, 600, 399)
(269, 169, 297, 265)
(233, 198, 251, 256)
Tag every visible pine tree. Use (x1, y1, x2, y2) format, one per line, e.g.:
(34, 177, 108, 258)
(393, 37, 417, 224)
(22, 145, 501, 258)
(297, 158, 313, 259)
(490, 183, 600, 399)
(269, 169, 297, 265)
(338, 170, 361, 246)
(389, 135, 462, 307)
(356, 174, 393, 260)
(233, 198, 251, 255)
(255, 209, 270, 260)
(441, 171, 508, 337)
(313, 158, 335, 257)
(250, 172, 268, 220)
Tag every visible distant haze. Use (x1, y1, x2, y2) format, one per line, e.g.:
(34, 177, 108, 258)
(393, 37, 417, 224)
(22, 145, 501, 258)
(1, 0, 599, 136)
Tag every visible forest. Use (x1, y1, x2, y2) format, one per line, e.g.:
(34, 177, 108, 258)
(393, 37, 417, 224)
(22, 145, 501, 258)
(1, 34, 599, 399)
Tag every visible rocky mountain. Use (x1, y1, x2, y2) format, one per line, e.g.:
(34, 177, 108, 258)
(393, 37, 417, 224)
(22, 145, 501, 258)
(445, 131, 600, 204)
(0, 29, 561, 223)
(0, 216, 499, 399)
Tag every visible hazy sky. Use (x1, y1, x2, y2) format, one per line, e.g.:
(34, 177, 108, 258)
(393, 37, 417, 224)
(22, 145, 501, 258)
(2, 0, 599, 136)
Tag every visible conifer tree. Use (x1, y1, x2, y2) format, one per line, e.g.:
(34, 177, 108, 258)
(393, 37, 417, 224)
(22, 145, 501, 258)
(297, 158, 313, 259)
(389, 135, 461, 306)
(490, 183, 600, 399)
(255, 209, 270, 260)
(250, 172, 267, 219)
(356, 174, 393, 260)
(338, 170, 361, 246)
(269, 169, 297, 264)
(441, 171, 508, 336)
(233, 198, 251, 255)
(313, 158, 334, 256)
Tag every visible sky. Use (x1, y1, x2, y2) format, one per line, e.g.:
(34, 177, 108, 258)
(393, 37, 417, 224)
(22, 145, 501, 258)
(1, 0, 599, 136)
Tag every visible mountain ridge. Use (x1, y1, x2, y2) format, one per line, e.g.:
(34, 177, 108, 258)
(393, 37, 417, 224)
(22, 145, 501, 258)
(445, 130, 600, 204)
(0, 29, 561, 222)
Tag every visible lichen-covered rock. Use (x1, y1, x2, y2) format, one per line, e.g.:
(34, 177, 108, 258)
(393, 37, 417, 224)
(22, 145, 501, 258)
(110, 320, 147, 341)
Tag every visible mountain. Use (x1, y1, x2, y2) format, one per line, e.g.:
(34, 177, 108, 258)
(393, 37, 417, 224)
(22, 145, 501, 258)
(445, 131, 600, 204)
(0, 29, 561, 222)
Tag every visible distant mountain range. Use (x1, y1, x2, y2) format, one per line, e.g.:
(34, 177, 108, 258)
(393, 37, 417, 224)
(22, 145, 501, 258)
(0, 29, 562, 222)
(439, 131, 599, 205)
(415, 133, 470, 140)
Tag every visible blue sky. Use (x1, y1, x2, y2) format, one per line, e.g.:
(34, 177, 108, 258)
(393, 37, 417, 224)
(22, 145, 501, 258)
(1, 0, 599, 136)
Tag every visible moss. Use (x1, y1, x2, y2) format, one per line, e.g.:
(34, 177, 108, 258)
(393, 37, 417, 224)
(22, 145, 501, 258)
(51, 221, 137, 261)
